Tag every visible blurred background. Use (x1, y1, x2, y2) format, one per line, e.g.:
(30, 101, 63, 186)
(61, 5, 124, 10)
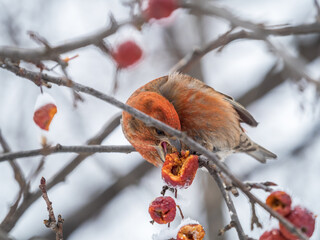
(0, 0, 319, 239)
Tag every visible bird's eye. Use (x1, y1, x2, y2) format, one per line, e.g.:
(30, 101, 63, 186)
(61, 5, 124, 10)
(155, 129, 165, 135)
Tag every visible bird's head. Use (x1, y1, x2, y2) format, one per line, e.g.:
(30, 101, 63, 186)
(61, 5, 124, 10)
(122, 91, 181, 167)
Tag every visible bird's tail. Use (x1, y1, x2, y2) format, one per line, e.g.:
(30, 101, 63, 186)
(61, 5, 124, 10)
(246, 142, 277, 163)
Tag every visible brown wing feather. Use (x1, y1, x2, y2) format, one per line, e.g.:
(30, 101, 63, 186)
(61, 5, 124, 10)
(217, 91, 258, 127)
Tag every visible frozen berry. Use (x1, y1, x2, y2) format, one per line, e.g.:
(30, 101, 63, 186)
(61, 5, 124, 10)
(279, 206, 315, 240)
(112, 40, 142, 68)
(33, 93, 57, 131)
(148, 196, 176, 224)
(266, 191, 292, 216)
(145, 0, 178, 20)
(259, 229, 287, 240)
(162, 151, 198, 188)
(177, 224, 205, 240)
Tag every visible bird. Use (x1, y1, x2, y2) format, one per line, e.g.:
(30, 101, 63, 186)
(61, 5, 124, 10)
(121, 73, 276, 167)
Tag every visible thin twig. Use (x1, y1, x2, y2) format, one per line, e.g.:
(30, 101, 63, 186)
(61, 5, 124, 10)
(171, 28, 319, 92)
(265, 39, 320, 87)
(202, 162, 247, 240)
(244, 181, 277, 192)
(250, 201, 263, 230)
(0, 144, 135, 162)
(171, 1, 320, 88)
(176, 205, 184, 219)
(314, 0, 320, 21)
(28, 156, 46, 182)
(1, 188, 24, 229)
(171, 26, 320, 81)
(0, 130, 29, 226)
(0, 130, 26, 188)
(218, 221, 235, 236)
(0, 16, 144, 61)
(181, 1, 320, 35)
(218, 170, 239, 196)
(28, 31, 51, 49)
(170, 30, 264, 73)
(39, 177, 64, 240)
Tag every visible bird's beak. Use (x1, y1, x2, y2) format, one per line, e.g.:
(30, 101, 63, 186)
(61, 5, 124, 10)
(155, 145, 166, 163)
(155, 138, 182, 163)
(168, 137, 181, 153)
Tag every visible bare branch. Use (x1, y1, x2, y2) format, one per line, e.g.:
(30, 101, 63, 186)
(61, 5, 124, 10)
(218, 222, 235, 236)
(171, 29, 320, 94)
(28, 156, 46, 182)
(28, 31, 52, 49)
(39, 177, 64, 240)
(0, 130, 29, 227)
(181, 1, 266, 32)
(0, 130, 26, 188)
(171, 1, 320, 78)
(0, 144, 136, 162)
(314, 0, 320, 21)
(265, 39, 320, 87)
(250, 201, 263, 230)
(244, 181, 277, 192)
(170, 30, 263, 73)
(171, 26, 320, 77)
(0, 16, 143, 62)
(202, 161, 247, 240)
(181, 1, 320, 35)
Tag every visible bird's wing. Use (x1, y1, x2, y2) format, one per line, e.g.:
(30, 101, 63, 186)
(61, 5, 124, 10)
(217, 91, 258, 127)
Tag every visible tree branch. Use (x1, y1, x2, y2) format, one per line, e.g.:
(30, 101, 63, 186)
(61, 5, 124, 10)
(0, 130, 29, 228)
(171, 1, 320, 82)
(170, 30, 263, 73)
(0, 145, 136, 162)
(265, 39, 320, 87)
(250, 201, 263, 231)
(0, 16, 144, 62)
(181, 1, 320, 35)
(200, 160, 247, 240)
(0, 130, 26, 188)
(171, 26, 320, 80)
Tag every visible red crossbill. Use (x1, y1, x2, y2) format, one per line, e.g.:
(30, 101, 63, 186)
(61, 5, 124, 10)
(122, 73, 276, 166)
